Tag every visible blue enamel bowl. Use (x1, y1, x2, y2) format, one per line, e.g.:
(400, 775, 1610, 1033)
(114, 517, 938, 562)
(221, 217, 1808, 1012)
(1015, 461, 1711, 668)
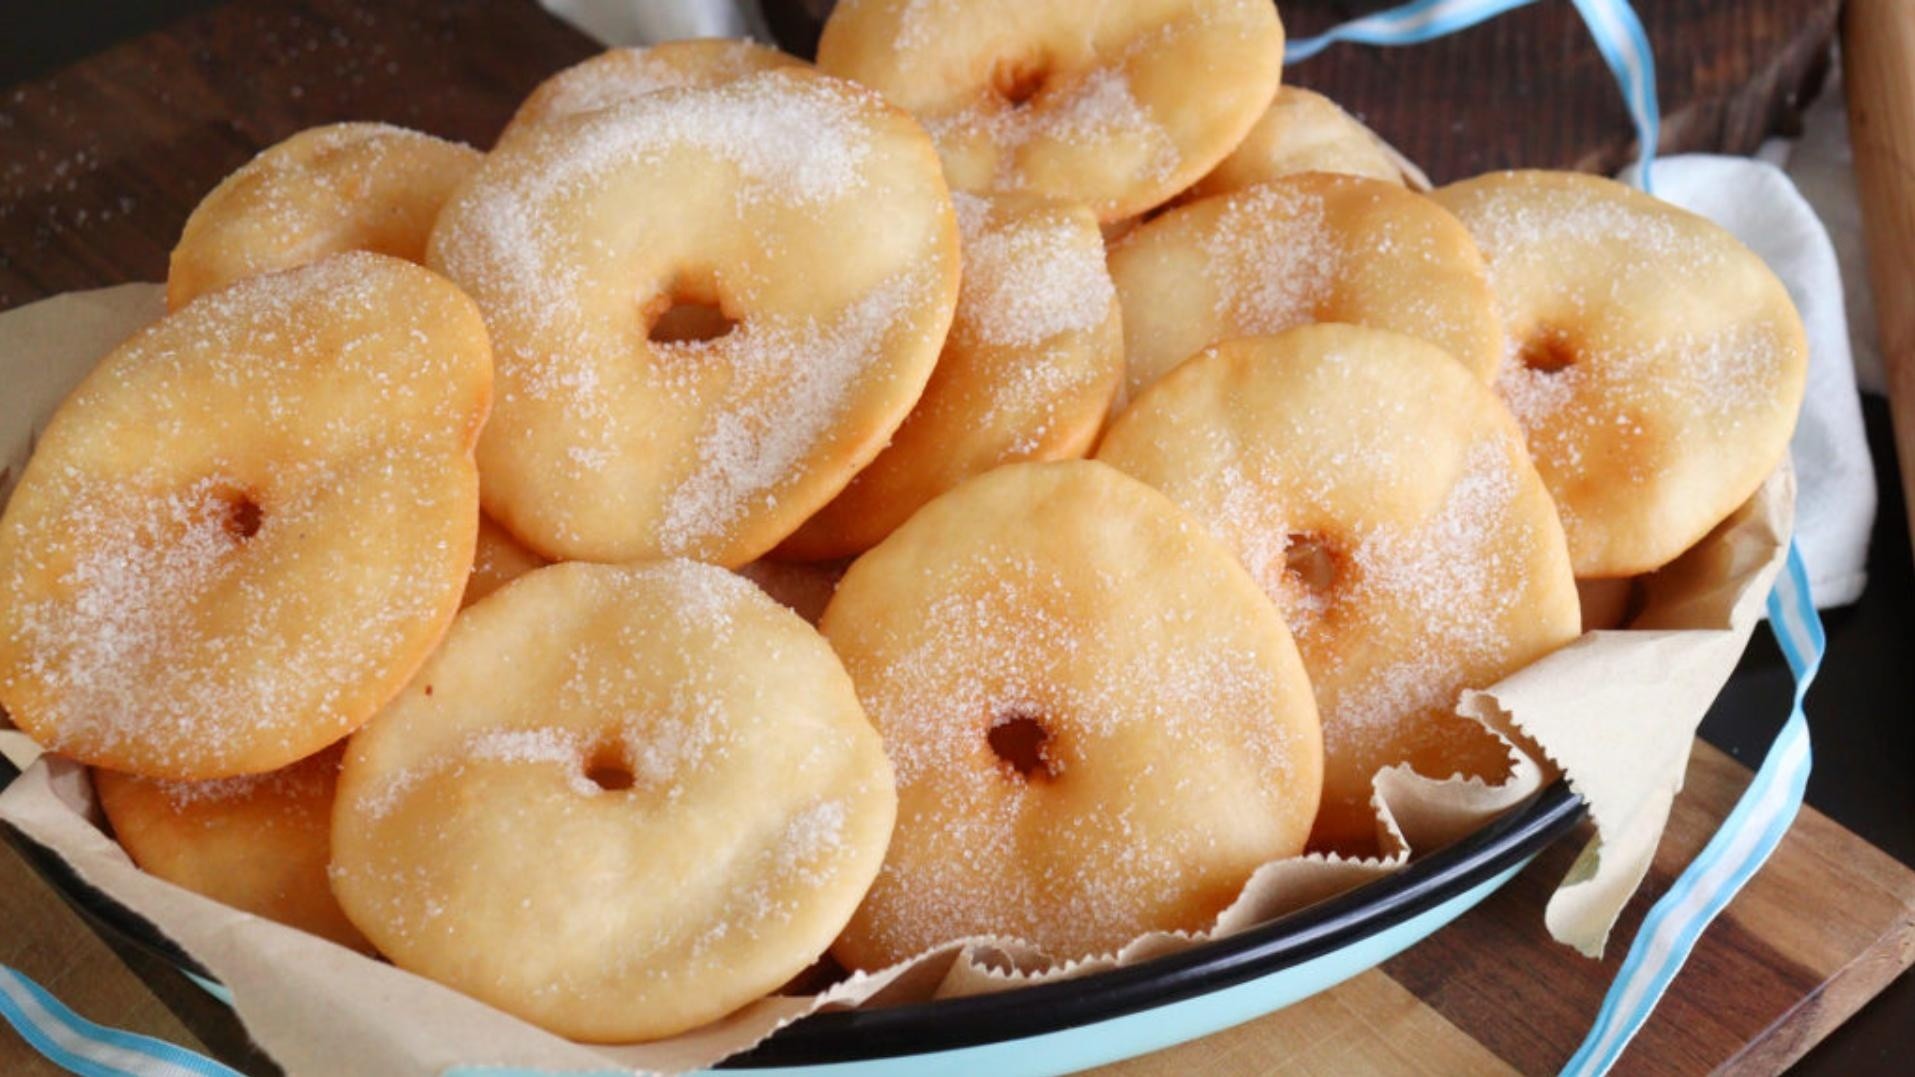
(1, 752, 1580, 1074)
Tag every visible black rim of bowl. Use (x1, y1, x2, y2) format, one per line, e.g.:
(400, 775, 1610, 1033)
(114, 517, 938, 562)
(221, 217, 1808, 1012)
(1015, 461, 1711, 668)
(0, 756, 1582, 1067)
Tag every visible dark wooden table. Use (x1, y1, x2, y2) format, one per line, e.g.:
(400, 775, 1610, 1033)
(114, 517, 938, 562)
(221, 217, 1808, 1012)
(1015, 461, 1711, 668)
(2, 2, 1909, 1073)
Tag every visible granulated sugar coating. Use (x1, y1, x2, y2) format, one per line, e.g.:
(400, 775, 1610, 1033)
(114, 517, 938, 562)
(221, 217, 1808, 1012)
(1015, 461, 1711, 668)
(656, 269, 928, 552)
(1199, 180, 1334, 334)
(1432, 170, 1808, 576)
(1108, 172, 1503, 397)
(779, 191, 1123, 559)
(0, 252, 490, 780)
(141, 750, 334, 812)
(955, 193, 1118, 349)
(817, 0, 1285, 221)
(822, 461, 1321, 969)
(1097, 327, 1581, 854)
(498, 38, 806, 143)
(329, 560, 895, 1044)
(167, 123, 480, 310)
(429, 67, 959, 567)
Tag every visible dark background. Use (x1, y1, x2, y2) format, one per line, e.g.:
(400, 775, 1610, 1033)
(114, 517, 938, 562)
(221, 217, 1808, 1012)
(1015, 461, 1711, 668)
(1, 2, 1908, 1072)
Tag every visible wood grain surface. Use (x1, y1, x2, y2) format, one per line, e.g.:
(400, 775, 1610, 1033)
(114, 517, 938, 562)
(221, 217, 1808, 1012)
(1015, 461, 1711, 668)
(1, 1, 1908, 1074)
(1843, 0, 1915, 562)
(0, 0, 599, 310)
(1278, 0, 1841, 182)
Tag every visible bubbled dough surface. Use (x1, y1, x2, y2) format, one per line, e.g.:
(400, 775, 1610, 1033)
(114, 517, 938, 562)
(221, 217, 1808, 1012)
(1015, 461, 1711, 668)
(497, 38, 806, 144)
(780, 192, 1122, 559)
(330, 560, 895, 1044)
(0, 253, 490, 780)
(1109, 173, 1501, 397)
(1182, 86, 1405, 200)
(817, 0, 1284, 222)
(430, 69, 960, 566)
(1432, 171, 1809, 577)
(167, 123, 480, 310)
(95, 744, 370, 951)
(822, 460, 1321, 969)
(1097, 326, 1580, 853)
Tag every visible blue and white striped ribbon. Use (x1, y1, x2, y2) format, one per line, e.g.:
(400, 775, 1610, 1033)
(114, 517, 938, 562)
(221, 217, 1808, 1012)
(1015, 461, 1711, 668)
(1285, 0, 1538, 61)
(0, 4, 1819, 1076)
(1562, 543, 1824, 1075)
(1566, 0, 1661, 194)
(0, 964, 241, 1077)
(1286, 0, 1660, 193)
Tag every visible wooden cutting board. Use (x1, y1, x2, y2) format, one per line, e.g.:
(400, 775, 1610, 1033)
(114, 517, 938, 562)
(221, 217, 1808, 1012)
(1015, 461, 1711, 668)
(0, 1, 1905, 1073)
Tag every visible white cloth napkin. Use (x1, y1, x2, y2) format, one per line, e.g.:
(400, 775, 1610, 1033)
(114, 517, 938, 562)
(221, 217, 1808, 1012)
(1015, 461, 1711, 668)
(1631, 155, 1875, 607)
(539, 0, 767, 44)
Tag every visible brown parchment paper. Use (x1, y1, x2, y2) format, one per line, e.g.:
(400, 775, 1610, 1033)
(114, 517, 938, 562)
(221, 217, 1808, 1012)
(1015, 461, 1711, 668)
(0, 285, 1791, 1073)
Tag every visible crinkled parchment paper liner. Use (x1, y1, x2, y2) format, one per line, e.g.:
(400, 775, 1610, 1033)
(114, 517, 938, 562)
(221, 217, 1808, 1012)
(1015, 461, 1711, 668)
(0, 285, 1790, 1073)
